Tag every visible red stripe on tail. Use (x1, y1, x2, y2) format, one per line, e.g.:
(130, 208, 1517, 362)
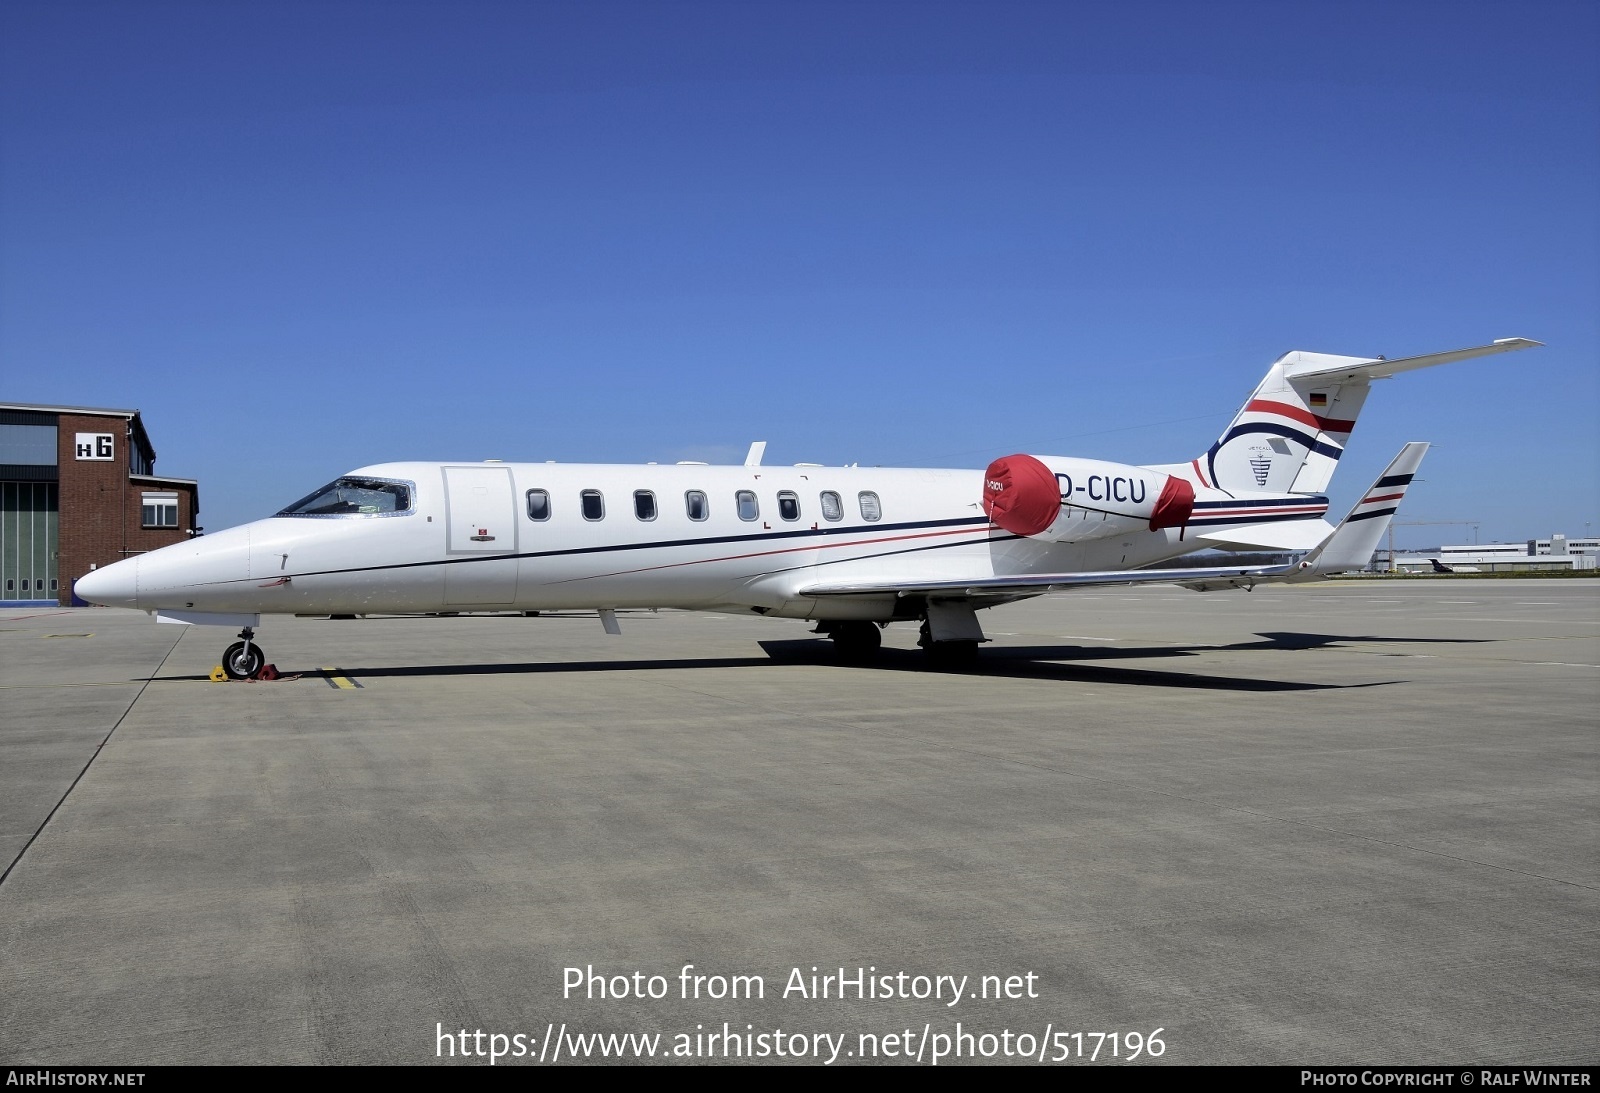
(1245, 399, 1357, 434)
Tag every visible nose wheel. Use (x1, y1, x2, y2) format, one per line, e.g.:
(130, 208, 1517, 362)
(221, 626, 266, 680)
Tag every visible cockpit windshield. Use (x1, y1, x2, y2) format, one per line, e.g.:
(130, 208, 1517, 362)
(276, 477, 412, 517)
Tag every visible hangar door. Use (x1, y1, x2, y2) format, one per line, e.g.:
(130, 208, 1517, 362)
(443, 466, 518, 605)
(1, 482, 59, 603)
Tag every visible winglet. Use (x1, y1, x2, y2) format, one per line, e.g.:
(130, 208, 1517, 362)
(1295, 442, 1429, 577)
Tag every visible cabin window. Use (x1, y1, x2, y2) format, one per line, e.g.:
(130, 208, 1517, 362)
(819, 491, 843, 522)
(736, 490, 759, 521)
(858, 491, 882, 521)
(278, 477, 412, 517)
(634, 490, 657, 521)
(4, 579, 11, 592)
(141, 493, 179, 528)
(526, 489, 551, 521)
(777, 491, 800, 521)
(685, 490, 709, 521)
(581, 490, 604, 521)
(50, 579, 58, 591)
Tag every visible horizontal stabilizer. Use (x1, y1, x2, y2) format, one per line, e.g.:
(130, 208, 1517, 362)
(1285, 338, 1541, 382)
(1197, 519, 1335, 552)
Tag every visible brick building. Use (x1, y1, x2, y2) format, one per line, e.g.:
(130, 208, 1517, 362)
(1, 403, 200, 606)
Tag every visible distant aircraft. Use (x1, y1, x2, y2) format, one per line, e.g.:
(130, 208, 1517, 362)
(74, 339, 1540, 677)
(1429, 558, 1478, 573)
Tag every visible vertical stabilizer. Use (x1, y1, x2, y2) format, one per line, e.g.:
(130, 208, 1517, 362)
(1190, 339, 1540, 496)
(1202, 352, 1374, 495)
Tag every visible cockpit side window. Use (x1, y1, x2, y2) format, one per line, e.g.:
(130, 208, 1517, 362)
(277, 477, 413, 517)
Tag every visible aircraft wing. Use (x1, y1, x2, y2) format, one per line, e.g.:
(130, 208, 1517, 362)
(798, 562, 1296, 599)
(1162, 443, 1429, 590)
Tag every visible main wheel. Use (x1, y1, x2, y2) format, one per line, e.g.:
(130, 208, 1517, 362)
(221, 640, 265, 680)
(830, 621, 882, 663)
(924, 639, 979, 668)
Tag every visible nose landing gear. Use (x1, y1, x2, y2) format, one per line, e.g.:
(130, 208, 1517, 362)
(220, 626, 266, 680)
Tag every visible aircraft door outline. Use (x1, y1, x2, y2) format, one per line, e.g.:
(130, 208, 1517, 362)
(442, 465, 518, 604)
(443, 466, 518, 554)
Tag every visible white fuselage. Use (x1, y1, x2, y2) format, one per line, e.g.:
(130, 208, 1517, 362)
(82, 460, 1251, 622)
(71, 338, 1539, 646)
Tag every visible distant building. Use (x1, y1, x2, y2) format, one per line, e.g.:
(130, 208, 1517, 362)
(1527, 534, 1598, 558)
(1390, 535, 1598, 573)
(1, 403, 200, 606)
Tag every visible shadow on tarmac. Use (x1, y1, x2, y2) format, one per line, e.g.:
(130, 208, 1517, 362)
(147, 630, 1472, 691)
(754, 638, 1406, 691)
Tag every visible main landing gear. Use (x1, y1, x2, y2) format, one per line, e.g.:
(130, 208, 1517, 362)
(221, 626, 266, 680)
(817, 616, 982, 667)
(917, 620, 980, 667)
(819, 620, 883, 662)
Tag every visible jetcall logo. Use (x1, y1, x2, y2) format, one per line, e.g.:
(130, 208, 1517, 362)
(1248, 449, 1273, 486)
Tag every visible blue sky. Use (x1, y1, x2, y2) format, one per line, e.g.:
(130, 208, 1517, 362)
(3, 0, 1596, 546)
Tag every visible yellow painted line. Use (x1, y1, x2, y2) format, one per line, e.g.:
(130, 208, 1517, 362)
(322, 667, 362, 690)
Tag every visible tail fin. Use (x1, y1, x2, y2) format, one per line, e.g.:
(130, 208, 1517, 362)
(1298, 441, 1429, 575)
(1197, 338, 1539, 495)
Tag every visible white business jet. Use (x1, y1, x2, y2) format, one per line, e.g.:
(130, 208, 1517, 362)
(74, 338, 1539, 677)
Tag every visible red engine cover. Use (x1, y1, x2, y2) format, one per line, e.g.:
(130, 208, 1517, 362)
(1148, 475, 1195, 531)
(982, 454, 1059, 536)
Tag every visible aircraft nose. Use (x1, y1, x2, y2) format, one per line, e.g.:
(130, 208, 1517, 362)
(74, 558, 138, 608)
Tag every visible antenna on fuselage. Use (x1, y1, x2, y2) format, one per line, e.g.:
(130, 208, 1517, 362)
(744, 441, 767, 467)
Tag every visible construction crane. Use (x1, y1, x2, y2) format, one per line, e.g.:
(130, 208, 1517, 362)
(1384, 520, 1481, 572)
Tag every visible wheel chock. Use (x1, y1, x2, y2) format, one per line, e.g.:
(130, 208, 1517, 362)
(208, 666, 228, 682)
(255, 664, 279, 681)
